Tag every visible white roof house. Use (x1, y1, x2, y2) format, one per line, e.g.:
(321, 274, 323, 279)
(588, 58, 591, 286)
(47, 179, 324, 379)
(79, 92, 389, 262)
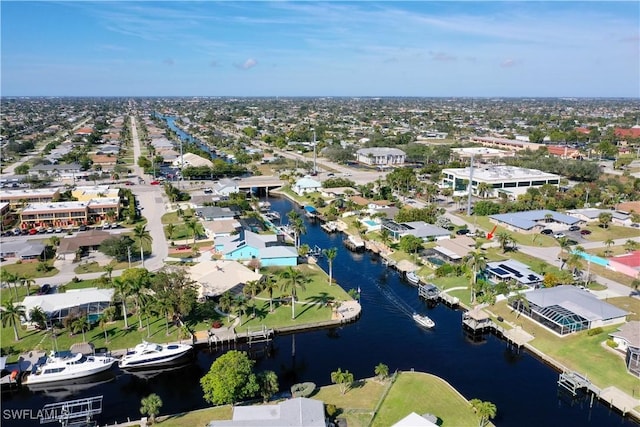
(292, 176, 322, 196)
(173, 152, 214, 168)
(189, 260, 262, 298)
(21, 288, 115, 322)
(208, 397, 325, 427)
(392, 412, 438, 427)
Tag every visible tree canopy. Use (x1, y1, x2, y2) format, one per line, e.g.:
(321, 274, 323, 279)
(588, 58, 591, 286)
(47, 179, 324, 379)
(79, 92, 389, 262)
(200, 350, 260, 405)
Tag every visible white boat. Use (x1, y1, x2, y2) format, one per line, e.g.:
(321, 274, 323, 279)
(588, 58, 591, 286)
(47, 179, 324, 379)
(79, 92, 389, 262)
(119, 341, 193, 369)
(405, 271, 421, 286)
(24, 351, 116, 385)
(412, 313, 435, 329)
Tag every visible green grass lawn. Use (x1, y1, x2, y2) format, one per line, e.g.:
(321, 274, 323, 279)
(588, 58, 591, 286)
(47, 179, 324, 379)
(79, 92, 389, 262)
(488, 300, 640, 397)
(313, 378, 386, 427)
(73, 260, 134, 274)
(0, 261, 59, 279)
(372, 371, 478, 427)
(582, 224, 640, 242)
(461, 214, 558, 248)
(156, 406, 233, 426)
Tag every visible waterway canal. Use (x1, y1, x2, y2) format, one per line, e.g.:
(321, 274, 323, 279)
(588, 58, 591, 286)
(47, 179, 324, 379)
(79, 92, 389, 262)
(2, 196, 637, 426)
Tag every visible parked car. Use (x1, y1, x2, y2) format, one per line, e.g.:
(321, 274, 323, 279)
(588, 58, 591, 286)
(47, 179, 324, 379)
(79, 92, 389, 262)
(541, 229, 553, 235)
(12, 229, 21, 236)
(79, 225, 87, 231)
(54, 227, 63, 233)
(631, 223, 640, 228)
(38, 284, 51, 295)
(456, 229, 470, 235)
(28, 228, 38, 235)
(203, 188, 213, 194)
(568, 225, 580, 232)
(553, 232, 566, 239)
(580, 229, 592, 235)
(150, 180, 160, 185)
(46, 227, 54, 233)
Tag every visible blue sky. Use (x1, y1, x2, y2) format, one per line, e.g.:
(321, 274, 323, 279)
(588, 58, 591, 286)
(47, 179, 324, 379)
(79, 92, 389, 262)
(2, 1, 639, 97)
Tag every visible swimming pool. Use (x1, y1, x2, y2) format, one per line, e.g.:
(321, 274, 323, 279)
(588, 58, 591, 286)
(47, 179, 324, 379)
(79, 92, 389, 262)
(363, 219, 377, 227)
(427, 257, 445, 266)
(574, 251, 609, 266)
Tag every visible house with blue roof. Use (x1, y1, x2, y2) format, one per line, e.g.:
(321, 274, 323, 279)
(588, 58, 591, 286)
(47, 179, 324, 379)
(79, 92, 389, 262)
(215, 229, 298, 266)
(489, 209, 582, 234)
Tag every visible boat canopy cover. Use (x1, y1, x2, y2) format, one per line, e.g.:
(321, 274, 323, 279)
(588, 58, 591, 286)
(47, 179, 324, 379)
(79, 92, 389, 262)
(304, 205, 317, 213)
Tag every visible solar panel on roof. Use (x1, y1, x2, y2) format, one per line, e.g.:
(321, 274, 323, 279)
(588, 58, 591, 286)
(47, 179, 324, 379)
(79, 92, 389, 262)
(490, 267, 510, 276)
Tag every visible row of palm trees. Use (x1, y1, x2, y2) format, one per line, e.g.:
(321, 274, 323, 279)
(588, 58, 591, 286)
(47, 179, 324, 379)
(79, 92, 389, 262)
(0, 269, 36, 300)
(218, 266, 314, 322)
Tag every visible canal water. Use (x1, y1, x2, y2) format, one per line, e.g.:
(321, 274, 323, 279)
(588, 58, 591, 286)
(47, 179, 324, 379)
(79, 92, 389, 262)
(2, 196, 637, 426)
(152, 113, 222, 160)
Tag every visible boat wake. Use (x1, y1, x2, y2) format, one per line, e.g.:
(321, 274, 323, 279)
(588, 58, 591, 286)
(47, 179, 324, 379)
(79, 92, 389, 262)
(375, 283, 417, 319)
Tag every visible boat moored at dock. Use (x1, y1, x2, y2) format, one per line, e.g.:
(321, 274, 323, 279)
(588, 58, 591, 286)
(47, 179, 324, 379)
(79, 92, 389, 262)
(23, 351, 116, 385)
(118, 341, 193, 369)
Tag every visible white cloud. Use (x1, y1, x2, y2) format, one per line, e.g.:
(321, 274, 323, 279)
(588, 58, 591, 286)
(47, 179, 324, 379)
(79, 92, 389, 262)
(235, 58, 258, 70)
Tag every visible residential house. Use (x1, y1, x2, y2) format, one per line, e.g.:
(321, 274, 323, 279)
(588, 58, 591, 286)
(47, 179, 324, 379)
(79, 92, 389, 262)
(382, 220, 450, 241)
(609, 321, 640, 377)
(607, 251, 640, 279)
(485, 259, 543, 287)
(202, 219, 241, 239)
(0, 241, 45, 260)
(292, 176, 322, 196)
(195, 206, 240, 221)
(566, 208, 630, 226)
(21, 288, 115, 324)
(212, 179, 239, 197)
(189, 260, 262, 298)
(489, 210, 581, 234)
(29, 163, 83, 179)
(208, 397, 325, 427)
(173, 152, 214, 168)
(513, 285, 627, 335)
(215, 229, 298, 267)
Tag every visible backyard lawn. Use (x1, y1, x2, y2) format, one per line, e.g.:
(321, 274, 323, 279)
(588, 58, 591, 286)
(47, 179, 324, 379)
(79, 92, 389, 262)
(0, 261, 59, 279)
(313, 377, 386, 427)
(372, 371, 478, 427)
(156, 406, 232, 426)
(488, 300, 640, 397)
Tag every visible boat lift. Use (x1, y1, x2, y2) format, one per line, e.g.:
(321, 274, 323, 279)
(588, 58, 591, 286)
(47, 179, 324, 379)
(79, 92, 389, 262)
(39, 395, 103, 426)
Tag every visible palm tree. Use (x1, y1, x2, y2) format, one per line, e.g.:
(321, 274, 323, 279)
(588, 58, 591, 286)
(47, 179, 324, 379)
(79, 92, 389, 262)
(71, 315, 89, 342)
(624, 239, 639, 253)
(323, 247, 338, 285)
(1, 298, 26, 341)
(507, 292, 530, 318)
(166, 223, 175, 240)
(112, 277, 130, 329)
(1, 270, 19, 299)
(379, 228, 391, 249)
(185, 218, 200, 246)
(477, 182, 492, 198)
(279, 267, 309, 319)
(470, 399, 497, 427)
(132, 224, 152, 267)
(218, 291, 234, 314)
(465, 251, 487, 304)
(234, 295, 248, 325)
(103, 263, 114, 285)
(29, 306, 48, 330)
(604, 238, 614, 257)
(140, 393, 163, 425)
(155, 292, 174, 336)
(290, 217, 306, 249)
(263, 276, 279, 313)
(557, 237, 572, 269)
(126, 270, 151, 330)
(99, 315, 110, 343)
(496, 231, 514, 253)
(374, 363, 389, 380)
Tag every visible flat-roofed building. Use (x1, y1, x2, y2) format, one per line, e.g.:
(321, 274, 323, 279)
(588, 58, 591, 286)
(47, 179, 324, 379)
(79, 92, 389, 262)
(21, 201, 89, 228)
(441, 166, 561, 199)
(0, 188, 61, 208)
(489, 209, 581, 234)
(451, 147, 514, 162)
(356, 147, 406, 166)
(72, 185, 120, 201)
(469, 136, 542, 151)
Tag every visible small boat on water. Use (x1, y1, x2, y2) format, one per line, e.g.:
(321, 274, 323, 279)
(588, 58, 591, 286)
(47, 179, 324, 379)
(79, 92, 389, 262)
(405, 271, 421, 286)
(412, 313, 435, 329)
(119, 341, 193, 369)
(24, 351, 116, 385)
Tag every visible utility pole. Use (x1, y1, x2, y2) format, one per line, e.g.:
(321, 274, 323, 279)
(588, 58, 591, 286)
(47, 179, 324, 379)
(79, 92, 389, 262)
(312, 129, 317, 175)
(127, 246, 132, 269)
(466, 154, 474, 216)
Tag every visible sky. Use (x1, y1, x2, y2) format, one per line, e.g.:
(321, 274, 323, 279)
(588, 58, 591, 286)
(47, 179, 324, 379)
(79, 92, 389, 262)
(1, 1, 639, 97)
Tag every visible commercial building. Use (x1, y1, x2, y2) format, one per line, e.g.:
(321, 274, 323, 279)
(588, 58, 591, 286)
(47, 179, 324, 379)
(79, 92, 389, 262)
(356, 147, 406, 166)
(0, 188, 61, 208)
(20, 198, 120, 229)
(469, 136, 542, 151)
(441, 166, 561, 199)
(72, 185, 120, 201)
(451, 147, 514, 162)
